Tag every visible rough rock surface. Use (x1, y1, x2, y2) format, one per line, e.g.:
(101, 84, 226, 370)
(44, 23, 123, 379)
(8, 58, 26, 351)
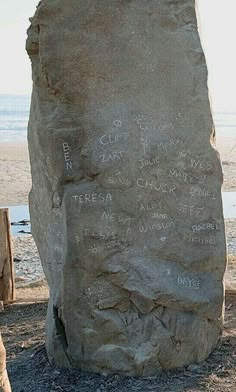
(27, 0, 227, 376)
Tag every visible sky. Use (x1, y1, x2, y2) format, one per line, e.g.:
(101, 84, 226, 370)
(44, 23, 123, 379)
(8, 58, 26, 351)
(0, 0, 235, 113)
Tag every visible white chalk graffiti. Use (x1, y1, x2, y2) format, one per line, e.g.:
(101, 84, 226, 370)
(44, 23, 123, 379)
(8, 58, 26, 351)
(63, 142, 73, 170)
(113, 120, 122, 128)
(99, 133, 128, 146)
(74, 234, 81, 244)
(177, 148, 191, 159)
(178, 204, 204, 217)
(138, 199, 161, 212)
(99, 151, 125, 163)
(107, 173, 131, 186)
(177, 276, 200, 290)
(140, 134, 148, 156)
(183, 233, 216, 245)
(139, 157, 159, 170)
(190, 186, 216, 200)
(134, 115, 151, 156)
(73, 193, 112, 203)
(102, 211, 132, 226)
(88, 244, 98, 254)
(191, 159, 213, 171)
(169, 169, 194, 184)
(192, 223, 220, 233)
(139, 221, 175, 233)
(152, 213, 168, 219)
(137, 178, 177, 197)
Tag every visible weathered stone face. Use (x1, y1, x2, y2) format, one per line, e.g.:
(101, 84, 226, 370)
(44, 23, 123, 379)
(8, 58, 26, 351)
(27, 0, 227, 376)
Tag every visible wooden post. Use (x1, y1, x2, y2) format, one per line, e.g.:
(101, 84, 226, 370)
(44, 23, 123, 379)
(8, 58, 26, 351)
(0, 209, 15, 303)
(0, 333, 11, 392)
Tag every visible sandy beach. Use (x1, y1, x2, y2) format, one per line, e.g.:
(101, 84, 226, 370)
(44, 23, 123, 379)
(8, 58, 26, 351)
(0, 142, 31, 206)
(217, 132, 236, 191)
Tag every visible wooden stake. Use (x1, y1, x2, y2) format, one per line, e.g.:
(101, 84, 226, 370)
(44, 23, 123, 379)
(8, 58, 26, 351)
(0, 209, 15, 303)
(0, 333, 11, 392)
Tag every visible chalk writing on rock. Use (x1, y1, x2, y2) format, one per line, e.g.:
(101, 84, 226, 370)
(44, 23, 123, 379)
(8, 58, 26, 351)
(139, 157, 159, 170)
(99, 133, 128, 146)
(160, 236, 168, 242)
(140, 134, 149, 156)
(156, 138, 182, 151)
(134, 115, 152, 156)
(190, 186, 216, 200)
(63, 142, 73, 170)
(177, 276, 200, 289)
(192, 223, 220, 233)
(100, 151, 125, 163)
(73, 193, 112, 203)
(113, 120, 122, 128)
(107, 172, 131, 186)
(151, 213, 168, 219)
(137, 199, 162, 212)
(134, 114, 151, 131)
(83, 230, 131, 250)
(102, 211, 132, 226)
(191, 159, 213, 171)
(136, 178, 177, 196)
(105, 239, 124, 250)
(177, 148, 191, 159)
(89, 244, 115, 254)
(74, 234, 81, 244)
(183, 233, 216, 245)
(139, 221, 175, 233)
(178, 204, 204, 217)
(57, 231, 63, 239)
(54, 244, 62, 253)
(168, 169, 194, 184)
(88, 244, 98, 254)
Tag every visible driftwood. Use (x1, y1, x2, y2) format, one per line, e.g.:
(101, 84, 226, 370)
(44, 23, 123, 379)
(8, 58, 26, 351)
(0, 209, 15, 303)
(0, 334, 11, 392)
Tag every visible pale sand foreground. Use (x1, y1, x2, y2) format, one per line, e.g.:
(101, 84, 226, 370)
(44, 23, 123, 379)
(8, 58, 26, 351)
(0, 143, 31, 206)
(0, 134, 235, 206)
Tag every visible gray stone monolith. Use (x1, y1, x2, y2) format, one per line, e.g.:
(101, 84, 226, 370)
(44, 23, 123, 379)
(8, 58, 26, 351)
(26, 0, 227, 376)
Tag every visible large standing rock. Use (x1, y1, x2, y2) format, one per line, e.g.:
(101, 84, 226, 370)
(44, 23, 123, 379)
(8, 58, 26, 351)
(26, 0, 227, 376)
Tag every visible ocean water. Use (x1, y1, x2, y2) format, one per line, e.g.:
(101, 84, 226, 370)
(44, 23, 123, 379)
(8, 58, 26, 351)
(0, 94, 30, 142)
(6, 205, 31, 236)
